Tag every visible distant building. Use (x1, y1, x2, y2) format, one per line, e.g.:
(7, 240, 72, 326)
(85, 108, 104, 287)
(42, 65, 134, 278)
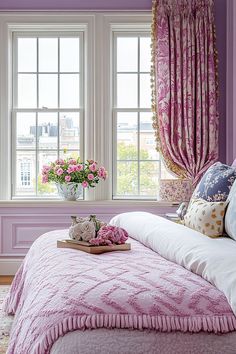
(16, 114, 80, 195)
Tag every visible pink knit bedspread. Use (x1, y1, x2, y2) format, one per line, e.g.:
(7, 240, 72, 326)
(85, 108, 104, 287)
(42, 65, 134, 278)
(5, 230, 236, 354)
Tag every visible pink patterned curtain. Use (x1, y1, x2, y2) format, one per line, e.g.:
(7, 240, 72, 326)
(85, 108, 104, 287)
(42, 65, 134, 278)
(151, 0, 219, 185)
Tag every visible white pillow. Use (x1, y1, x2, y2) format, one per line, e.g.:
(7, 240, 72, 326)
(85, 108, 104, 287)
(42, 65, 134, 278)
(225, 181, 236, 240)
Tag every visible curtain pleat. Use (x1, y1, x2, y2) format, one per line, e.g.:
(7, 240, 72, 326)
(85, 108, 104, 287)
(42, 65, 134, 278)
(151, 0, 219, 184)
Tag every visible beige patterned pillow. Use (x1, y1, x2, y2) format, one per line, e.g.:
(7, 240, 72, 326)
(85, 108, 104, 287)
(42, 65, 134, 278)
(184, 198, 227, 237)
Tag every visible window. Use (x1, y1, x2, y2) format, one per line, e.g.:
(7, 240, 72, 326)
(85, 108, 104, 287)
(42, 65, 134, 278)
(112, 33, 160, 199)
(0, 13, 175, 201)
(20, 161, 31, 187)
(12, 32, 83, 197)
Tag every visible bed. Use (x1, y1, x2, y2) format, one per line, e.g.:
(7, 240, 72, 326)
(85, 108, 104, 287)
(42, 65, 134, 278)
(4, 212, 236, 354)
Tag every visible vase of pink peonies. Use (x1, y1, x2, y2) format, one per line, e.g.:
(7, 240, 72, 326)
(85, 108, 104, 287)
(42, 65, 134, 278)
(41, 157, 107, 201)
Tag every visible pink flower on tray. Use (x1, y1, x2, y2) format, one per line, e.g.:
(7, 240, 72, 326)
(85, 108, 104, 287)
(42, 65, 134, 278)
(65, 175, 71, 182)
(56, 168, 64, 176)
(87, 173, 94, 181)
(89, 225, 128, 246)
(82, 181, 89, 188)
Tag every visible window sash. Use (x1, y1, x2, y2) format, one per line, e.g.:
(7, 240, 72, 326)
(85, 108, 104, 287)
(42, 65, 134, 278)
(0, 12, 154, 201)
(112, 32, 160, 199)
(12, 31, 84, 198)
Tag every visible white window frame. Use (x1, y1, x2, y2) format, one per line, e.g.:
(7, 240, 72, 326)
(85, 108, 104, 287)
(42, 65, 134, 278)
(12, 31, 84, 198)
(112, 31, 160, 199)
(0, 12, 153, 202)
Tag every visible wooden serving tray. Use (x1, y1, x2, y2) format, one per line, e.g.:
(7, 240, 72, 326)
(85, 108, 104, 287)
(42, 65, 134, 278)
(57, 239, 131, 254)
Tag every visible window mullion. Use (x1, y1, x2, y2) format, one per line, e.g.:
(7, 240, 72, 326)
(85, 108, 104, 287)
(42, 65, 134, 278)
(57, 37, 60, 159)
(137, 36, 140, 196)
(35, 112, 39, 196)
(35, 37, 39, 196)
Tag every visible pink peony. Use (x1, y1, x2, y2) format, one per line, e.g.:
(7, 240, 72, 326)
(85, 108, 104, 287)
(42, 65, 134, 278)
(55, 159, 65, 165)
(75, 164, 83, 172)
(87, 173, 94, 180)
(89, 163, 97, 172)
(42, 165, 51, 174)
(89, 225, 128, 246)
(42, 175, 48, 184)
(65, 175, 71, 182)
(67, 165, 76, 174)
(54, 165, 61, 171)
(82, 180, 89, 188)
(68, 159, 77, 165)
(98, 167, 107, 180)
(56, 168, 64, 176)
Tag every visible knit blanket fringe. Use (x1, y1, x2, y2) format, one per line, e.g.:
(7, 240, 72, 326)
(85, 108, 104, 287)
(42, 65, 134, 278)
(35, 314, 236, 354)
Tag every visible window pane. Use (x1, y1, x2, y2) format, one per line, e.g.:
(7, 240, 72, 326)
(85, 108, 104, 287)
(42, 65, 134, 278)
(16, 151, 36, 195)
(116, 161, 138, 196)
(38, 151, 58, 196)
(18, 74, 37, 108)
(18, 38, 37, 72)
(60, 38, 80, 72)
(60, 74, 80, 108)
(140, 37, 151, 72)
(117, 112, 138, 160)
(140, 112, 159, 160)
(60, 112, 80, 150)
(39, 74, 58, 108)
(160, 161, 176, 179)
(16, 113, 36, 149)
(117, 74, 137, 108)
(38, 113, 58, 150)
(59, 150, 80, 160)
(140, 74, 151, 108)
(117, 37, 138, 72)
(39, 38, 58, 72)
(140, 161, 159, 196)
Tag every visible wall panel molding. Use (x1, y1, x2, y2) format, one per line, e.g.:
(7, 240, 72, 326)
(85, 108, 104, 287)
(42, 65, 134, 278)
(0, 203, 176, 274)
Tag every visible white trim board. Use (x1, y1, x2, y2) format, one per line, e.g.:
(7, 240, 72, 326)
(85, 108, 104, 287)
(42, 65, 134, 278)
(0, 258, 22, 275)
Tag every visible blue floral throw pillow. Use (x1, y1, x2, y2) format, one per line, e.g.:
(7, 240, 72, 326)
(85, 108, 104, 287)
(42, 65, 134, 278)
(193, 162, 236, 202)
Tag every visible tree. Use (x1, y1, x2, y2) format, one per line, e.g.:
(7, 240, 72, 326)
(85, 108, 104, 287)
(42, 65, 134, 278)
(37, 178, 56, 195)
(116, 143, 158, 196)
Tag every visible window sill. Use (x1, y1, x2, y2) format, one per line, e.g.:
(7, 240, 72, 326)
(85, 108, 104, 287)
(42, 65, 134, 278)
(0, 199, 177, 208)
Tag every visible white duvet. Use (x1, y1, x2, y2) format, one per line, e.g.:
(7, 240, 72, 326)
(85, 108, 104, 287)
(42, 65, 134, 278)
(110, 212, 236, 316)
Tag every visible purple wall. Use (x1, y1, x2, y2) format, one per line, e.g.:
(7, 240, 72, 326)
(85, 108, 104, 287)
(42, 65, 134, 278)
(214, 0, 227, 163)
(226, 0, 236, 164)
(0, 0, 227, 162)
(0, 0, 153, 10)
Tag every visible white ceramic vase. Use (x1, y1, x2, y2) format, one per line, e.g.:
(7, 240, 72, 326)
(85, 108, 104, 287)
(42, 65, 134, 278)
(56, 182, 83, 201)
